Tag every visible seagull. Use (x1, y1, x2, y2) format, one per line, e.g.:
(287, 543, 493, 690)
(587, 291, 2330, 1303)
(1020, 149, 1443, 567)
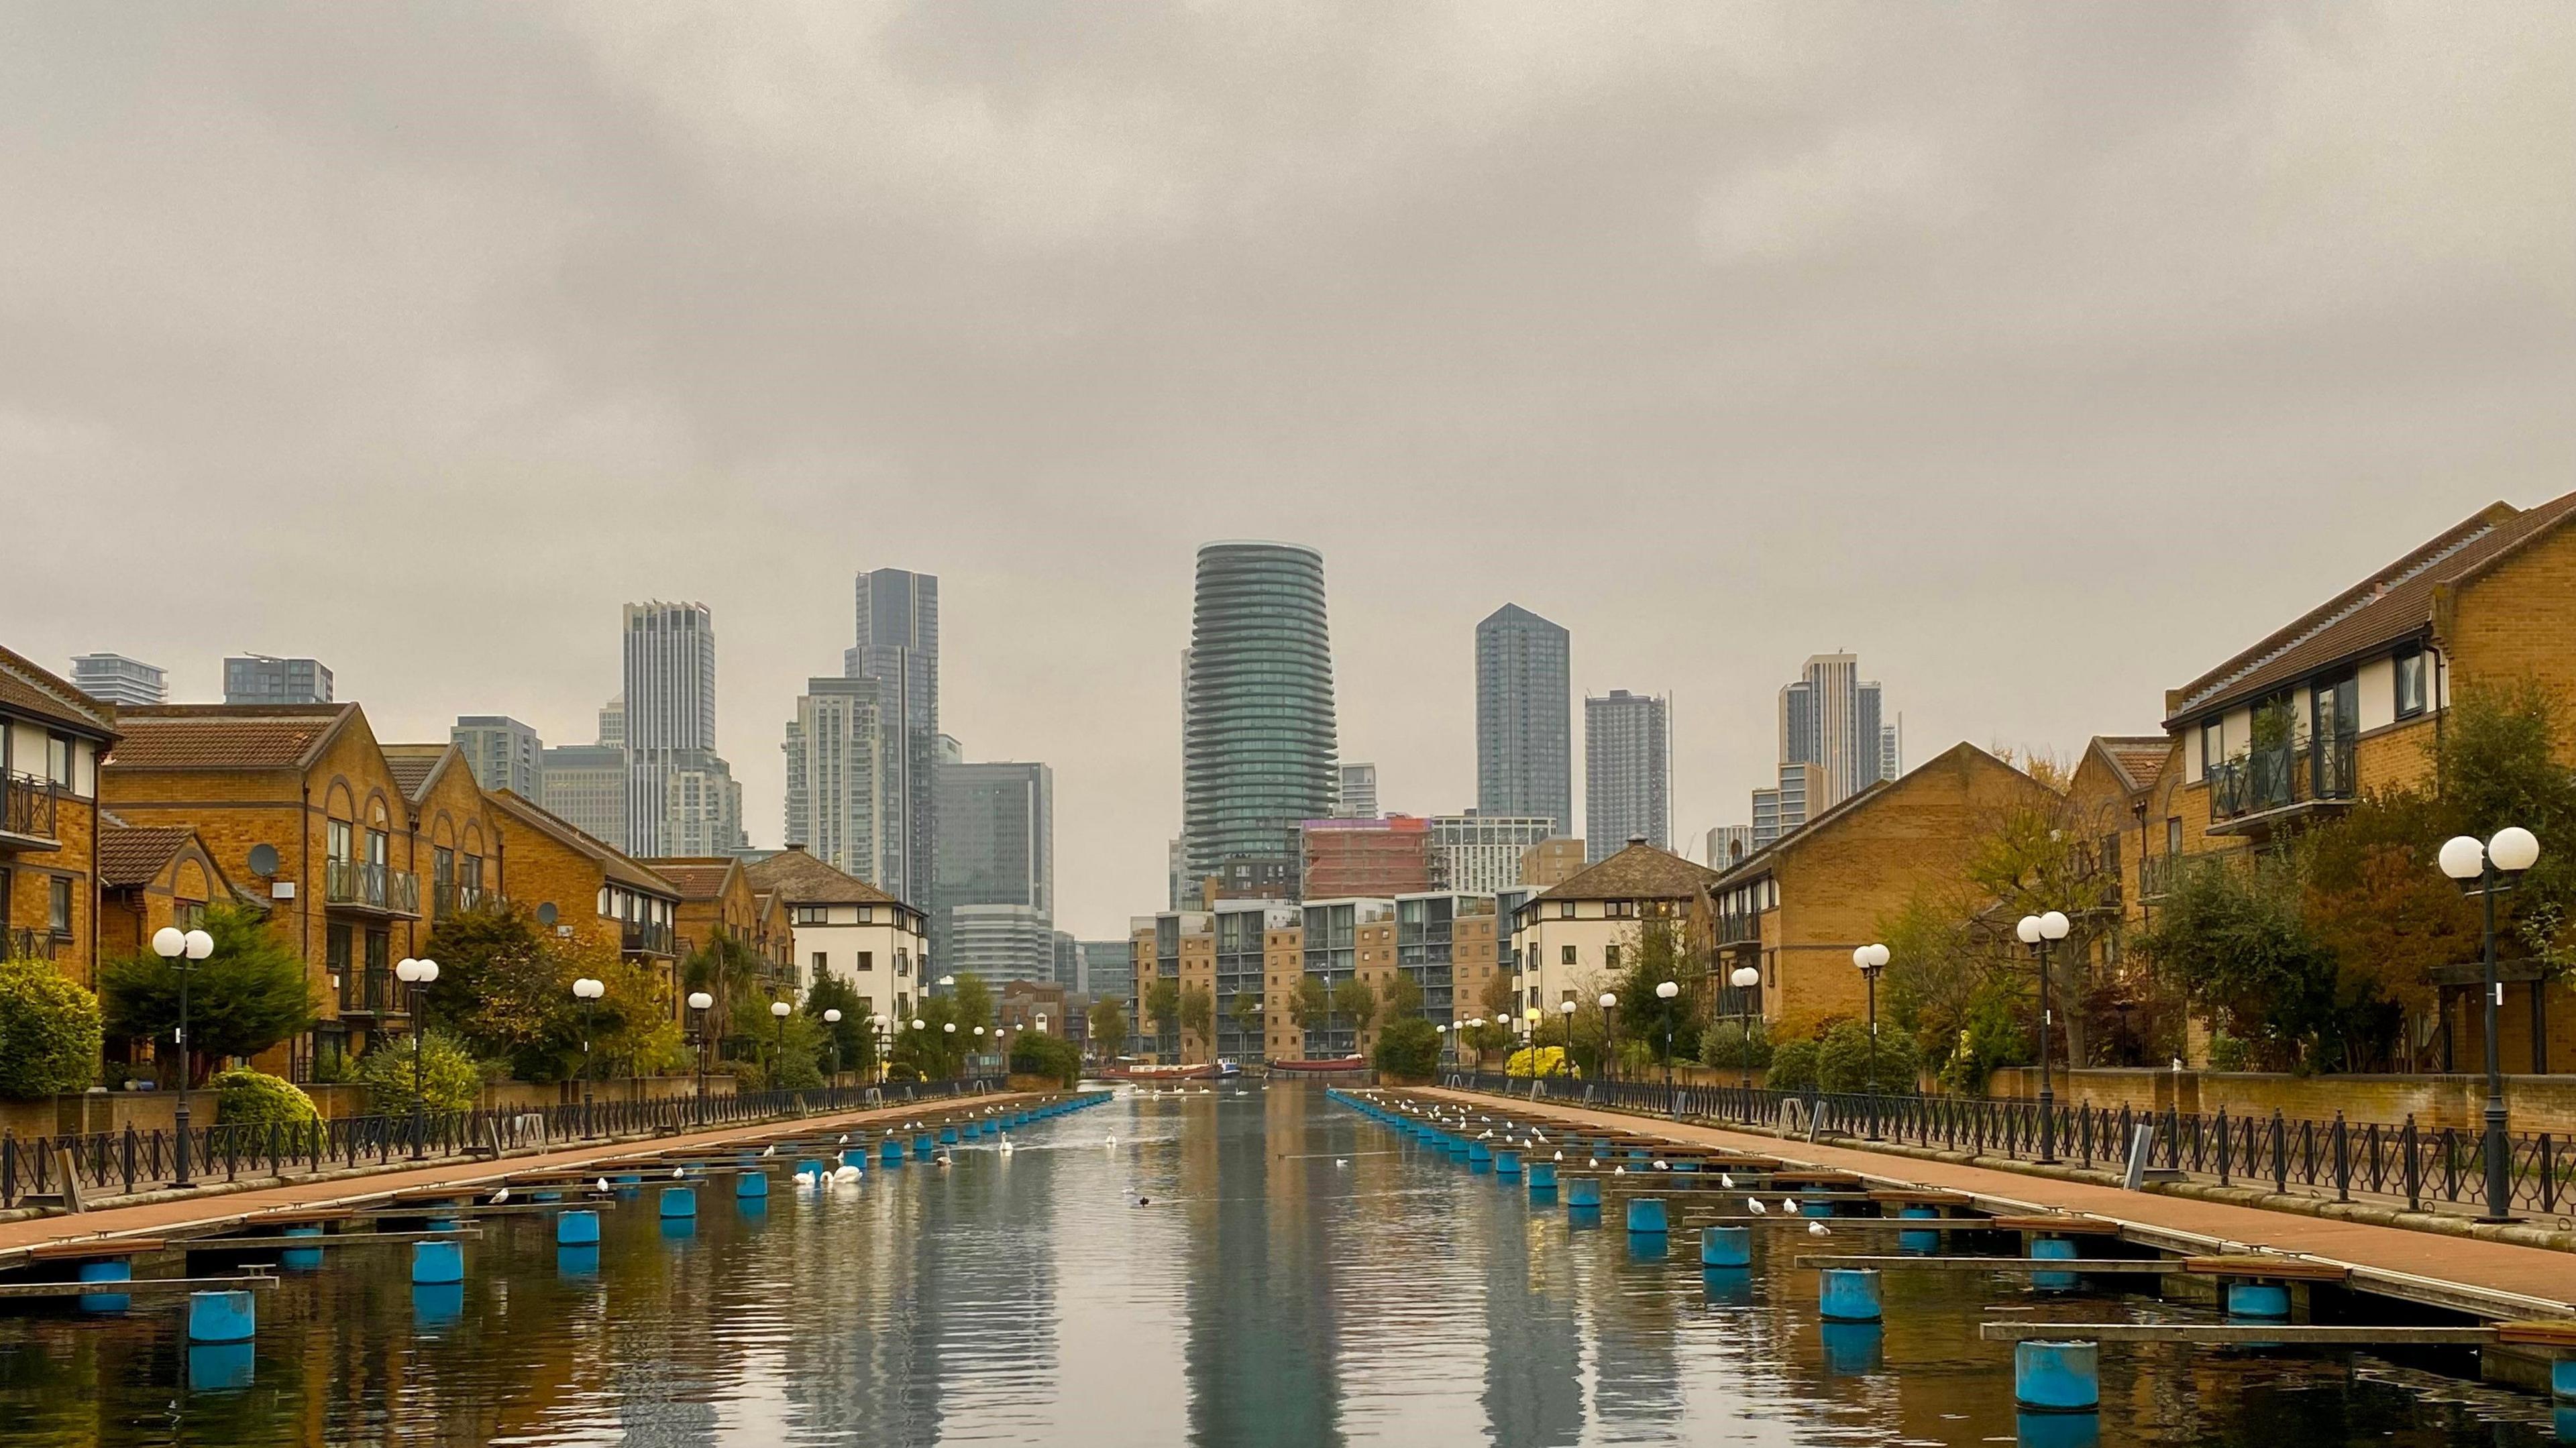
(594, 1177, 610, 1194)
(1553, 1151, 1564, 1162)
(490, 1187, 511, 1204)
(1720, 1172, 1736, 1189)
(671, 1166, 686, 1180)
(1652, 1160, 1671, 1172)
(1532, 1131, 1546, 1144)
(1613, 1165, 1627, 1176)
(1808, 1220, 1832, 1237)
(838, 1134, 850, 1146)
(761, 1144, 777, 1158)
(1746, 1197, 1768, 1215)
(1335, 1158, 1350, 1168)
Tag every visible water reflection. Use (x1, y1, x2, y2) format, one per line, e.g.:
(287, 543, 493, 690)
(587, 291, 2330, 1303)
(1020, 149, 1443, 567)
(0, 1084, 2561, 1447)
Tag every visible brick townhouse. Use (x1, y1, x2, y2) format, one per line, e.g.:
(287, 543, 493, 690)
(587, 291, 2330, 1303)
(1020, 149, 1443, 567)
(0, 646, 116, 987)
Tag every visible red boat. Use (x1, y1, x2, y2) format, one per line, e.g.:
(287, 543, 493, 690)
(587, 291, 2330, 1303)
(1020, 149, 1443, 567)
(1265, 1056, 1366, 1074)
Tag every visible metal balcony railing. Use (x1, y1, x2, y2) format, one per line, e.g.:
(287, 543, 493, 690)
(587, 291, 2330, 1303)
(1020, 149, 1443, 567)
(622, 920, 676, 956)
(324, 859, 420, 915)
(2209, 735, 2357, 824)
(5, 928, 58, 962)
(339, 966, 403, 1015)
(0, 773, 58, 843)
(431, 883, 492, 915)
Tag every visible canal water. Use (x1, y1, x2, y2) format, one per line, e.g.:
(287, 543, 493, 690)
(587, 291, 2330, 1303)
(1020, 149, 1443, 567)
(0, 1083, 2561, 1447)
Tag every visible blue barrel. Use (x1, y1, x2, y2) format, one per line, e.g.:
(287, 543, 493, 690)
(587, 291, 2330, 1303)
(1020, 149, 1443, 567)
(1819, 1268, 1882, 1323)
(798, 1158, 826, 1182)
(533, 1190, 563, 1203)
(1495, 1150, 1523, 1178)
(557, 1244, 600, 1278)
(1672, 1159, 1701, 1174)
(1703, 1266, 1754, 1305)
(1701, 1225, 1751, 1268)
(1567, 1176, 1603, 1209)
(2033, 1235, 2079, 1292)
(1467, 1140, 1492, 1164)
(1819, 1321, 1884, 1376)
(614, 1174, 641, 1193)
(841, 1149, 867, 1169)
(411, 1239, 464, 1286)
(1447, 1138, 1469, 1161)
(189, 1341, 256, 1391)
(914, 1135, 936, 1159)
(881, 1137, 904, 1163)
(2226, 1282, 2291, 1321)
(737, 1172, 769, 1199)
(659, 1186, 697, 1219)
(2015, 1339, 2100, 1412)
(76, 1259, 131, 1313)
(1898, 1205, 1941, 1255)
(188, 1289, 258, 1344)
(939, 1127, 959, 1145)
(413, 1282, 465, 1326)
(556, 1209, 600, 1245)
(1529, 1162, 1559, 1194)
(280, 1226, 325, 1272)
(1801, 1196, 1835, 1219)
(2554, 1359, 2576, 1401)
(1626, 1198, 1668, 1235)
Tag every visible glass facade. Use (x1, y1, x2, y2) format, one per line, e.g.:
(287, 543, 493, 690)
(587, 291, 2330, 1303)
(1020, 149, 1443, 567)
(1183, 543, 1338, 882)
(1474, 605, 1572, 834)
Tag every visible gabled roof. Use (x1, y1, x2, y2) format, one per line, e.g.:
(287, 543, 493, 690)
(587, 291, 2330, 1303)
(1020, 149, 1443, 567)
(743, 846, 910, 909)
(638, 855, 743, 901)
(486, 789, 680, 898)
(1713, 742, 2038, 889)
(97, 826, 196, 888)
(2167, 489, 2576, 726)
(1534, 840, 1721, 903)
(0, 645, 118, 740)
(2089, 735, 2171, 795)
(378, 743, 464, 803)
(106, 704, 357, 771)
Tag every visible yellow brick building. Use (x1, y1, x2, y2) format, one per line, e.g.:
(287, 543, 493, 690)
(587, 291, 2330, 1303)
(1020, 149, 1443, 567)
(0, 646, 117, 989)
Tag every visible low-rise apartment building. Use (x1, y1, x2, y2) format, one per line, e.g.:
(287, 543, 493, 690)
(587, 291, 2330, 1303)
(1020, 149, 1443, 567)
(484, 789, 684, 1015)
(1511, 840, 1721, 1032)
(743, 845, 928, 1017)
(0, 647, 117, 986)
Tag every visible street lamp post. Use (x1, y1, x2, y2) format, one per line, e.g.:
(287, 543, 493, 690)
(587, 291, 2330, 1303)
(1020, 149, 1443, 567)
(151, 926, 214, 1188)
(943, 1019, 958, 1081)
(1556, 998, 1576, 1076)
(1728, 964, 1762, 1092)
(1597, 992, 1618, 1088)
(2442, 826, 2541, 1222)
(394, 957, 440, 1159)
(2016, 911, 2072, 1164)
(686, 991, 714, 1126)
(823, 1008, 843, 1090)
(572, 976, 605, 1139)
(1853, 944, 1890, 1139)
(771, 999, 792, 1095)
(1654, 980, 1680, 1116)
(871, 1014, 890, 1084)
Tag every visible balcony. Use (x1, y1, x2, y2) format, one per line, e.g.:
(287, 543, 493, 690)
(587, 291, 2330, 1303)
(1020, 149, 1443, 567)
(621, 920, 676, 957)
(0, 773, 60, 850)
(337, 966, 407, 1017)
(2139, 852, 2186, 900)
(431, 883, 494, 916)
(5, 928, 59, 962)
(324, 860, 421, 917)
(2207, 735, 2357, 837)
(1714, 909, 1764, 947)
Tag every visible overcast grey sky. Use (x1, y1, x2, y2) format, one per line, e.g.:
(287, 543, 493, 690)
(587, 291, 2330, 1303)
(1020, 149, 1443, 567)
(7, 3, 2571, 938)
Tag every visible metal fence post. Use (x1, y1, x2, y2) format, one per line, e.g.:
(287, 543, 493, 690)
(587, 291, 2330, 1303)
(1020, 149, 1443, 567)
(2215, 1106, 2231, 1186)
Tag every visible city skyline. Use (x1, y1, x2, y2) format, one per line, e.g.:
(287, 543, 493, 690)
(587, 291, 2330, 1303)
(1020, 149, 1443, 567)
(12, 7, 2566, 938)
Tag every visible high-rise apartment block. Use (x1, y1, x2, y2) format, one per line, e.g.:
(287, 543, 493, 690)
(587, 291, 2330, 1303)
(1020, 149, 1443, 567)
(1751, 761, 1816, 850)
(1756, 653, 1900, 846)
(451, 715, 543, 797)
(933, 759, 1053, 980)
(597, 695, 625, 748)
(1584, 689, 1669, 860)
(1474, 604, 1571, 834)
(1703, 824, 1757, 871)
(223, 655, 332, 705)
(1430, 814, 1556, 893)
(844, 569, 939, 909)
(1183, 542, 1338, 888)
(945, 903, 1055, 985)
(782, 675, 886, 885)
(537, 743, 627, 846)
(1334, 763, 1379, 818)
(620, 602, 744, 858)
(69, 653, 166, 707)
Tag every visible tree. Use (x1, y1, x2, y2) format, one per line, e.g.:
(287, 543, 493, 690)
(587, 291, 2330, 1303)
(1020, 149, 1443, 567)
(1817, 1019, 1921, 1094)
(1699, 1017, 1773, 1071)
(0, 960, 103, 1099)
(356, 1029, 482, 1115)
(1010, 1030, 1082, 1087)
(1379, 972, 1424, 1021)
(1332, 977, 1378, 1038)
(1768, 1038, 1821, 1092)
(100, 903, 315, 1082)
(947, 974, 995, 1034)
(1286, 974, 1331, 1037)
(1228, 989, 1263, 1045)
(213, 1067, 319, 1129)
(420, 904, 669, 1082)
(1089, 997, 1128, 1056)
(1373, 1016, 1441, 1079)
(804, 974, 875, 1078)
(682, 926, 769, 1034)
(1611, 921, 1700, 1064)
(1141, 977, 1181, 1048)
(2139, 852, 2337, 1071)
(1179, 983, 1216, 1052)
(1458, 972, 1517, 1061)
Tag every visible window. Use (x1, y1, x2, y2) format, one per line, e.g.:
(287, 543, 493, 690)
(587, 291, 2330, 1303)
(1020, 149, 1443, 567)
(896, 950, 910, 977)
(793, 905, 828, 925)
(2200, 720, 2223, 780)
(174, 899, 205, 929)
(1558, 901, 1574, 918)
(858, 905, 873, 924)
(47, 877, 72, 934)
(856, 951, 873, 972)
(44, 735, 72, 788)
(327, 924, 352, 984)
(811, 951, 828, 977)
(2166, 816, 2183, 855)
(1560, 944, 1578, 966)
(1605, 944, 1621, 970)
(2395, 649, 2428, 719)
(328, 820, 353, 862)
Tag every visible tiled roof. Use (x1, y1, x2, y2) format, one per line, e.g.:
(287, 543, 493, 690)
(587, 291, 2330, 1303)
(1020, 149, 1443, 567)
(2167, 490, 2576, 725)
(1534, 840, 1722, 903)
(1713, 742, 2039, 889)
(638, 856, 741, 900)
(0, 645, 117, 740)
(378, 744, 453, 801)
(106, 705, 354, 771)
(743, 846, 909, 909)
(2094, 735, 2171, 794)
(98, 826, 195, 887)
(486, 789, 680, 897)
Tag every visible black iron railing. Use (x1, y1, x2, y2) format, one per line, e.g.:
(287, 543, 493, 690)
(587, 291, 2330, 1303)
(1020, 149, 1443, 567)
(0, 1076, 1001, 1209)
(0, 773, 58, 841)
(1448, 1071, 2576, 1217)
(622, 920, 675, 956)
(5, 928, 58, 962)
(325, 860, 421, 914)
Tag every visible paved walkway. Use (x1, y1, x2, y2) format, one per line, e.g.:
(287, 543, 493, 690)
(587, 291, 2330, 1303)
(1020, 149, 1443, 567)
(1418, 1087, 2576, 1321)
(0, 1093, 1033, 1264)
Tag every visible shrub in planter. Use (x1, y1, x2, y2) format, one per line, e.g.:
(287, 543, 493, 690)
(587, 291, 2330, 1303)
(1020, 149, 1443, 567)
(1371, 1017, 1440, 1080)
(1008, 1032, 1082, 1088)
(1766, 1038, 1821, 1093)
(1699, 1018, 1774, 1071)
(0, 960, 104, 1101)
(355, 1030, 482, 1116)
(1816, 1020, 1921, 1095)
(213, 1067, 321, 1129)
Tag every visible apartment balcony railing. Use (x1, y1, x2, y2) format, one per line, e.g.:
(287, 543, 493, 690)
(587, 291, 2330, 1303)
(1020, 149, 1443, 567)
(431, 883, 494, 916)
(5, 928, 59, 962)
(1713, 909, 1764, 947)
(324, 859, 421, 916)
(622, 920, 676, 956)
(2208, 735, 2357, 831)
(338, 966, 406, 1017)
(0, 773, 59, 846)
(2139, 852, 2188, 899)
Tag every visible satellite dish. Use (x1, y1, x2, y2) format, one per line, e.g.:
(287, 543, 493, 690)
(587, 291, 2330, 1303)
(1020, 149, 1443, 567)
(247, 843, 280, 876)
(536, 902, 558, 926)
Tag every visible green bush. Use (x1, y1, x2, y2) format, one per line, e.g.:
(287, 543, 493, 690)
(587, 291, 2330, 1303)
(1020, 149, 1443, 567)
(1009, 1032, 1083, 1087)
(1767, 1038, 1821, 1093)
(2207, 1032, 2251, 1072)
(1371, 1017, 1441, 1080)
(0, 960, 104, 1100)
(213, 1067, 320, 1129)
(1505, 1045, 1570, 1078)
(355, 1030, 482, 1116)
(1699, 1018, 1774, 1071)
(1816, 1020, 1921, 1095)
(99, 903, 315, 1066)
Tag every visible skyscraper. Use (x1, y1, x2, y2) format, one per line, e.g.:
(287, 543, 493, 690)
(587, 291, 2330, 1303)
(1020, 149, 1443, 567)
(1474, 604, 1572, 834)
(621, 602, 743, 857)
(1182, 542, 1338, 888)
(451, 716, 543, 797)
(223, 655, 331, 704)
(1584, 689, 1669, 860)
(844, 569, 939, 908)
(1430, 814, 1556, 893)
(69, 653, 165, 707)
(934, 759, 1053, 978)
(1334, 763, 1379, 818)
(537, 743, 626, 845)
(782, 675, 885, 885)
(1766, 653, 1900, 832)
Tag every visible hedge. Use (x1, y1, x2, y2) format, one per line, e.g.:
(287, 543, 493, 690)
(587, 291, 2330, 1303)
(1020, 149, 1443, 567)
(1371, 1017, 1440, 1080)
(0, 960, 104, 1100)
(214, 1067, 321, 1129)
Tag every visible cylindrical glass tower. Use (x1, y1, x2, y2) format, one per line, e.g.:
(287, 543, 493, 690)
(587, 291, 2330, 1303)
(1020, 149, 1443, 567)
(1183, 541, 1338, 885)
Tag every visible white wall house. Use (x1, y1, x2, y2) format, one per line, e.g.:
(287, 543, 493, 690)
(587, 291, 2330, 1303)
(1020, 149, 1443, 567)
(745, 845, 930, 1017)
